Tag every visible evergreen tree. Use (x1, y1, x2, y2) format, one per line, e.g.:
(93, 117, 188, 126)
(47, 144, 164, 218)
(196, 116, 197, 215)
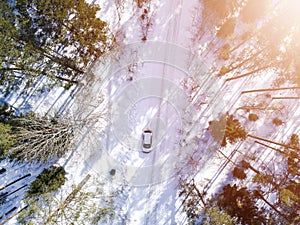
(285, 134, 300, 177)
(0, 103, 15, 124)
(203, 205, 236, 225)
(221, 114, 247, 147)
(232, 167, 247, 180)
(217, 17, 236, 39)
(242, 133, 300, 223)
(0, 123, 15, 158)
(217, 184, 266, 225)
(272, 118, 283, 126)
(18, 175, 116, 225)
(248, 113, 259, 121)
(0, 0, 113, 95)
(26, 166, 67, 197)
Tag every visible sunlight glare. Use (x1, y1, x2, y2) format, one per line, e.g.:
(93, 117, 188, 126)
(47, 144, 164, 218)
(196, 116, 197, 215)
(278, 0, 300, 24)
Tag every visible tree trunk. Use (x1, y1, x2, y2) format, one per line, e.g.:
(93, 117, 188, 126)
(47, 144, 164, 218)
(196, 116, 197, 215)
(242, 160, 261, 175)
(247, 134, 300, 151)
(0, 205, 28, 225)
(0, 184, 27, 202)
(219, 48, 265, 76)
(44, 174, 91, 224)
(37, 46, 84, 74)
(255, 141, 289, 156)
(0, 174, 30, 191)
(217, 149, 238, 166)
(242, 87, 300, 94)
(242, 159, 280, 189)
(4, 64, 76, 85)
(191, 179, 207, 207)
(16, 37, 84, 74)
(254, 191, 290, 223)
(272, 96, 300, 100)
(53, 75, 79, 84)
(229, 31, 257, 54)
(225, 64, 271, 81)
(0, 68, 27, 71)
(0, 207, 17, 221)
(237, 106, 284, 111)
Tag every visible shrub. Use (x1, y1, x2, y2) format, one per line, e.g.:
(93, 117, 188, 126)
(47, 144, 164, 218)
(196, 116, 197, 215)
(248, 113, 259, 121)
(232, 167, 247, 180)
(0, 168, 6, 174)
(272, 118, 283, 126)
(289, 134, 299, 148)
(109, 169, 116, 176)
(135, 0, 148, 8)
(26, 166, 66, 197)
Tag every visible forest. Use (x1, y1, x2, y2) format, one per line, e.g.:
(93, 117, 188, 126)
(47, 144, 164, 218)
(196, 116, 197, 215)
(0, 0, 299, 224)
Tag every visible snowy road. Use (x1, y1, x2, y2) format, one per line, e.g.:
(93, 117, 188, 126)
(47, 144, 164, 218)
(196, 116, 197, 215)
(74, 0, 207, 224)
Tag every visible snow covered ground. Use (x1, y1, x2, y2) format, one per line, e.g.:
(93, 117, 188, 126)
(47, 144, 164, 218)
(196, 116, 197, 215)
(2, 0, 209, 223)
(1, 0, 300, 224)
(72, 0, 218, 223)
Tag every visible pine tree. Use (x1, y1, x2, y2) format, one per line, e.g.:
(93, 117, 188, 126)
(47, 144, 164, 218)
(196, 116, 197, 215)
(248, 113, 259, 121)
(0, 123, 15, 158)
(232, 167, 247, 180)
(222, 114, 247, 147)
(203, 205, 236, 225)
(286, 134, 300, 177)
(18, 175, 116, 225)
(244, 133, 300, 223)
(0, 0, 113, 94)
(217, 184, 266, 225)
(217, 17, 236, 39)
(26, 166, 66, 197)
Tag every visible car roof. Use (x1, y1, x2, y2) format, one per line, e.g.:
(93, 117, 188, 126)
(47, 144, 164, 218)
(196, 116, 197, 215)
(143, 131, 152, 144)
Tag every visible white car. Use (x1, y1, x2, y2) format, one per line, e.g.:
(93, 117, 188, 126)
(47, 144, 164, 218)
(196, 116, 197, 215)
(142, 130, 153, 153)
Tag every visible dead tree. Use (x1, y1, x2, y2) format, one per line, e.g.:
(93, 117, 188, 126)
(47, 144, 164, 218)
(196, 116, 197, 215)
(7, 114, 77, 162)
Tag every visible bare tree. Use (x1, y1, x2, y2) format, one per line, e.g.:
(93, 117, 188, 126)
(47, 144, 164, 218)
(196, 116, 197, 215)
(6, 114, 78, 162)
